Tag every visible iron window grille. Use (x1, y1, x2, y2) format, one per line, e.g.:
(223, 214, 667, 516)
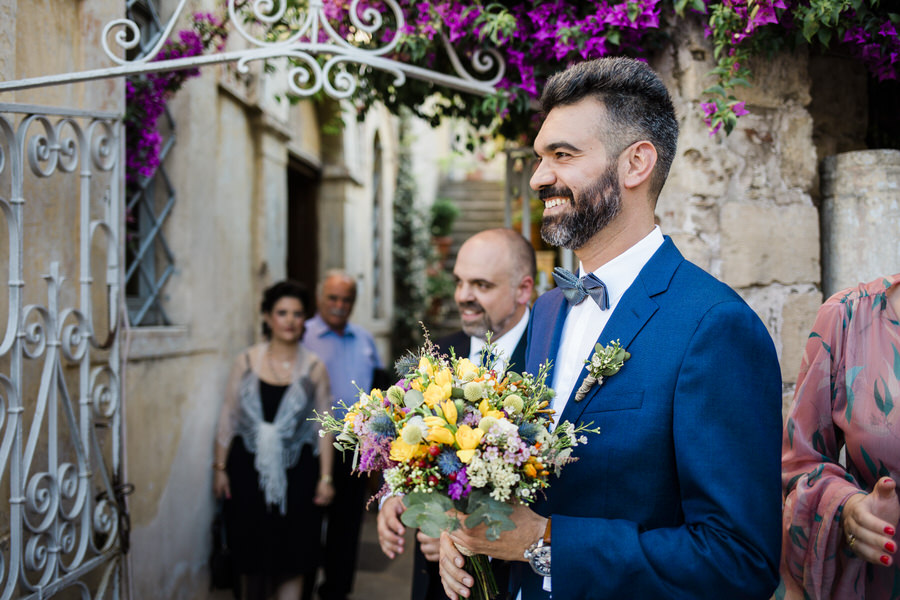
(124, 0, 175, 326)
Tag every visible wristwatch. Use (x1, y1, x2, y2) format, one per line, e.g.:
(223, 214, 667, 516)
(524, 518, 552, 577)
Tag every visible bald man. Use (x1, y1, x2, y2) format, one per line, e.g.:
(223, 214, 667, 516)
(378, 228, 537, 600)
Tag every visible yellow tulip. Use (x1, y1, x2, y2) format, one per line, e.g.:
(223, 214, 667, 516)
(434, 368, 452, 387)
(390, 438, 421, 463)
(441, 400, 458, 426)
(411, 379, 423, 392)
(457, 449, 477, 464)
(423, 416, 446, 428)
(433, 368, 453, 399)
(418, 357, 434, 377)
(423, 382, 450, 408)
(455, 358, 479, 381)
(370, 389, 384, 402)
(426, 426, 455, 446)
(478, 398, 491, 416)
(455, 424, 483, 450)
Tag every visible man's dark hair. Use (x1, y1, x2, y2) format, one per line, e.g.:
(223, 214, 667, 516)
(260, 279, 311, 339)
(540, 57, 679, 201)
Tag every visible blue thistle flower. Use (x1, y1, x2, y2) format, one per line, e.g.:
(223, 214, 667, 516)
(518, 422, 542, 444)
(436, 450, 463, 475)
(370, 413, 396, 439)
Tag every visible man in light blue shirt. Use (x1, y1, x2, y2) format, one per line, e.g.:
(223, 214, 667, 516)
(303, 269, 383, 600)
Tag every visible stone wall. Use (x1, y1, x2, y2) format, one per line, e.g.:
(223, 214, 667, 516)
(655, 21, 823, 414)
(821, 149, 900, 297)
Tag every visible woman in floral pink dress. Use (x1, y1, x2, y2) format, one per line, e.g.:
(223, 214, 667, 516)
(781, 274, 900, 599)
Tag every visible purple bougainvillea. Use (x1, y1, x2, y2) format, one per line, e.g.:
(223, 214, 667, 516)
(318, 0, 899, 137)
(124, 12, 227, 189)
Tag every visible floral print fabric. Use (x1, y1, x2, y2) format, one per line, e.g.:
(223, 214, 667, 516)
(781, 274, 900, 599)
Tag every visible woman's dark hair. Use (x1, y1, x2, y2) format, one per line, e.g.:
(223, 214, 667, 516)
(260, 279, 311, 339)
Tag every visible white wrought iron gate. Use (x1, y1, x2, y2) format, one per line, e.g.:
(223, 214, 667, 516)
(0, 104, 124, 599)
(0, 1, 506, 598)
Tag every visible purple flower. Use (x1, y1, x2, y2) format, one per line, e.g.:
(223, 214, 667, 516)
(358, 437, 393, 472)
(731, 101, 749, 117)
(879, 22, 898, 39)
(447, 467, 471, 500)
(126, 11, 228, 191)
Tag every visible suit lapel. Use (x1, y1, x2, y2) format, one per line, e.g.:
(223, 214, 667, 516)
(556, 238, 683, 426)
(508, 326, 529, 373)
(527, 290, 569, 383)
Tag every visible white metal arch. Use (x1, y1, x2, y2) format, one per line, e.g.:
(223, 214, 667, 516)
(0, 0, 505, 99)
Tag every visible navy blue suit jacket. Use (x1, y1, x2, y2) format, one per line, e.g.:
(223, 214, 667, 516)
(519, 238, 782, 599)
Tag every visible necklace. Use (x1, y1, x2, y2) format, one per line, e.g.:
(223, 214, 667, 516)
(265, 345, 296, 382)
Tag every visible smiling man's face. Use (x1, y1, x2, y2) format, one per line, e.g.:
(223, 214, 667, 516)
(452, 234, 528, 341)
(531, 98, 623, 250)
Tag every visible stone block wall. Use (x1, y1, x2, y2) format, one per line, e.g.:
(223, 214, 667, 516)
(654, 20, 823, 407)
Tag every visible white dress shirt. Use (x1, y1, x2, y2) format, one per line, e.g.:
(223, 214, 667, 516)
(469, 307, 530, 371)
(550, 226, 664, 425)
(516, 227, 663, 597)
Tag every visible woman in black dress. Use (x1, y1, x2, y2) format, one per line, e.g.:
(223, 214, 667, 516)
(214, 280, 335, 599)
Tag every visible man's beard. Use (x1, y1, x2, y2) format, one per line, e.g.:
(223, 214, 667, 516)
(540, 163, 622, 250)
(458, 301, 512, 340)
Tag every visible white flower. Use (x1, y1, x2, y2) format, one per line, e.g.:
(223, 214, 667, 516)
(401, 416, 427, 444)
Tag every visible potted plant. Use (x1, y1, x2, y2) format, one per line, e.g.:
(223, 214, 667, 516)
(430, 197, 460, 262)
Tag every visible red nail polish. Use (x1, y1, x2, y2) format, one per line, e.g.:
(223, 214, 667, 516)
(886, 526, 897, 536)
(887, 541, 897, 553)
(881, 555, 892, 566)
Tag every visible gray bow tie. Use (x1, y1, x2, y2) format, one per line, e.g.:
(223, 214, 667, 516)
(552, 267, 610, 310)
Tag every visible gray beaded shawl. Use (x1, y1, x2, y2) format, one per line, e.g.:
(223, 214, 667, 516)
(216, 343, 332, 514)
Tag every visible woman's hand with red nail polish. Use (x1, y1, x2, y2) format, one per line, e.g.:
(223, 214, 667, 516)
(843, 477, 900, 567)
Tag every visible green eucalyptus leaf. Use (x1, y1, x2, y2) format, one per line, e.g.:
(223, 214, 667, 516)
(400, 492, 457, 538)
(404, 389, 425, 409)
(462, 492, 516, 541)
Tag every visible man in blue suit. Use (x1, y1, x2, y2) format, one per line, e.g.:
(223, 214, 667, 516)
(438, 57, 782, 599)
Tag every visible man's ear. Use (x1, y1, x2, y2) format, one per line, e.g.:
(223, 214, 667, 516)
(516, 276, 535, 305)
(621, 141, 657, 190)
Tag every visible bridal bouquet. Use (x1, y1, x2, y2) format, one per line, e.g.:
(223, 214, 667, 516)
(315, 338, 599, 600)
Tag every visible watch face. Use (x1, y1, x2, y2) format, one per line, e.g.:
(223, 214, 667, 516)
(528, 545, 551, 577)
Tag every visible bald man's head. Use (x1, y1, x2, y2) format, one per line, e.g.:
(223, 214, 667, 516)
(453, 229, 536, 340)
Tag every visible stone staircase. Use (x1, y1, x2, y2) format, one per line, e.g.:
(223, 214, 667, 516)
(439, 178, 507, 265)
(429, 178, 507, 336)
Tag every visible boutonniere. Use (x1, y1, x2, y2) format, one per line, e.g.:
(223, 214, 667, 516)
(574, 340, 630, 402)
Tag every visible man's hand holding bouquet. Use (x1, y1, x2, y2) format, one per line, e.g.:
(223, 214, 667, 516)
(315, 337, 601, 600)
